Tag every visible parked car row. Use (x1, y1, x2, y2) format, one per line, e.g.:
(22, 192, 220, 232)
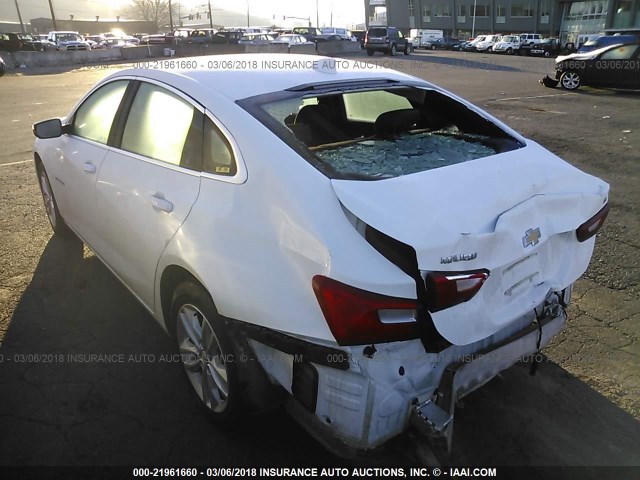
(179, 27, 357, 47)
(0, 30, 143, 52)
(458, 33, 550, 55)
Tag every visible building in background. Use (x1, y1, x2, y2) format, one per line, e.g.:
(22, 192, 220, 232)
(363, 0, 640, 44)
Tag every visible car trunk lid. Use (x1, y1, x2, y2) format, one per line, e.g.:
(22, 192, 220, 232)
(331, 142, 608, 345)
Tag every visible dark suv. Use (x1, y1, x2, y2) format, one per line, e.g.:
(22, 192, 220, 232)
(365, 26, 411, 56)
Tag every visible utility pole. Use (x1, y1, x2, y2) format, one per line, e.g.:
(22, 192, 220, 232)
(169, 0, 174, 32)
(330, 0, 333, 27)
(14, 0, 25, 33)
(471, 0, 477, 38)
(48, 0, 58, 31)
(247, 0, 250, 28)
(208, 0, 213, 29)
(316, 0, 319, 27)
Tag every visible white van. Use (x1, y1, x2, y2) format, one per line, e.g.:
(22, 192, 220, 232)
(492, 34, 522, 54)
(321, 27, 355, 41)
(408, 29, 444, 49)
(475, 34, 501, 52)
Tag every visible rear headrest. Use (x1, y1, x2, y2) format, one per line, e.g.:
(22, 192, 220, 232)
(374, 109, 421, 139)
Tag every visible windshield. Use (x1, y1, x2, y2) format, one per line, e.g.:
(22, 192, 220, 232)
(501, 36, 517, 42)
(241, 85, 522, 180)
(59, 34, 82, 42)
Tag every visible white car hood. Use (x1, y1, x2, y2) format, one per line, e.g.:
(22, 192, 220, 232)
(556, 51, 598, 63)
(331, 141, 609, 344)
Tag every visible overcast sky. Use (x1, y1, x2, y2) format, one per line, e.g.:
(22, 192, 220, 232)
(1, 0, 366, 28)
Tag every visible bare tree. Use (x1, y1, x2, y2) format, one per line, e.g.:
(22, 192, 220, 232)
(121, 0, 180, 31)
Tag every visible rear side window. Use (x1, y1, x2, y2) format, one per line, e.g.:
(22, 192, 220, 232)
(120, 83, 198, 168)
(203, 117, 236, 176)
(72, 80, 128, 144)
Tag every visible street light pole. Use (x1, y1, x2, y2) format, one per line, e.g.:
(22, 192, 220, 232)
(47, 0, 58, 31)
(316, 0, 319, 27)
(471, 0, 477, 38)
(208, 0, 213, 29)
(14, 0, 25, 33)
(247, 0, 250, 28)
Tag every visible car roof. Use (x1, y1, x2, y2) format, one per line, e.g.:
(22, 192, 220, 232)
(104, 54, 420, 102)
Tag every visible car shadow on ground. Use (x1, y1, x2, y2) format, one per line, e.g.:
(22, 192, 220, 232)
(407, 53, 520, 72)
(0, 236, 639, 468)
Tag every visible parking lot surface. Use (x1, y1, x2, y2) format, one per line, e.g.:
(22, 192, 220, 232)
(0, 50, 638, 469)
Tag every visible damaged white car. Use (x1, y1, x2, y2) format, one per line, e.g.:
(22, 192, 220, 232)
(32, 54, 609, 456)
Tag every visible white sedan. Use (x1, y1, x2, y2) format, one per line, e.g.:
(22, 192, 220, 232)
(270, 34, 314, 46)
(32, 54, 609, 456)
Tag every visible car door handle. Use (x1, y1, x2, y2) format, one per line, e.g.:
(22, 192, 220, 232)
(151, 195, 173, 213)
(83, 162, 96, 174)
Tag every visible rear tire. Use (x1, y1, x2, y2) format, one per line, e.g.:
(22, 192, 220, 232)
(171, 281, 243, 422)
(389, 43, 396, 56)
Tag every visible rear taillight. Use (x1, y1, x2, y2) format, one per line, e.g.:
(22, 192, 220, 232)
(425, 270, 489, 312)
(312, 275, 418, 346)
(576, 203, 609, 242)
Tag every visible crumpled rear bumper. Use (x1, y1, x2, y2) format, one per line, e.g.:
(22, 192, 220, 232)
(250, 290, 569, 457)
(411, 303, 566, 451)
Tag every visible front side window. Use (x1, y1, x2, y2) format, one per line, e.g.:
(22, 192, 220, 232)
(120, 83, 198, 168)
(72, 80, 128, 144)
(600, 44, 638, 60)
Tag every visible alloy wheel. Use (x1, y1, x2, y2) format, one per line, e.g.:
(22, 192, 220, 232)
(176, 303, 229, 412)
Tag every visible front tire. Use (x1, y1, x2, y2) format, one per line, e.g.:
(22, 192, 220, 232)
(404, 43, 412, 55)
(389, 43, 396, 56)
(36, 161, 73, 237)
(560, 71, 581, 90)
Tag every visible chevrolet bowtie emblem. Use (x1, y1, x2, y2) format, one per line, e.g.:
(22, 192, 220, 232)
(522, 227, 542, 248)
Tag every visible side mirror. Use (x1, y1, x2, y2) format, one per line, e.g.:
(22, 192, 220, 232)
(33, 118, 63, 139)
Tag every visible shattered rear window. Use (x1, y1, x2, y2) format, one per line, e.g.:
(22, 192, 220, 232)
(314, 133, 497, 179)
(243, 85, 523, 180)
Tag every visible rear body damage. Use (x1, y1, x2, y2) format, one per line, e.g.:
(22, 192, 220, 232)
(227, 75, 609, 455)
